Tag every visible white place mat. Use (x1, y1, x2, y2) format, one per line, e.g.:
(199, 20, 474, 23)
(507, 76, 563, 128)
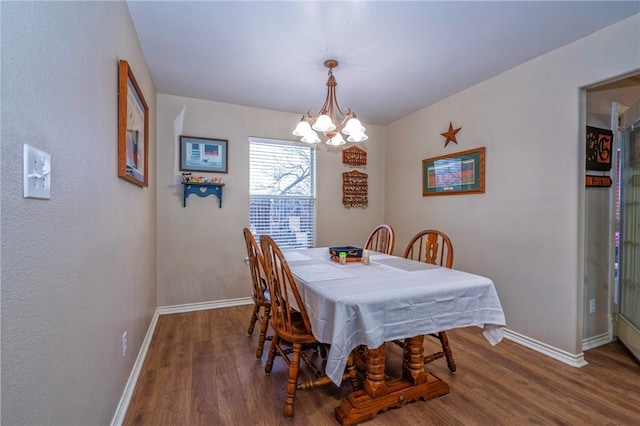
(283, 251, 312, 262)
(374, 258, 439, 272)
(290, 263, 354, 282)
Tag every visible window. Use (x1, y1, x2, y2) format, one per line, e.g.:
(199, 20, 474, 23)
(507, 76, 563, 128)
(249, 137, 316, 249)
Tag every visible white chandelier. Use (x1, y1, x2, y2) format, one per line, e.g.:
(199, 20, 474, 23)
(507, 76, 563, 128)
(293, 59, 368, 146)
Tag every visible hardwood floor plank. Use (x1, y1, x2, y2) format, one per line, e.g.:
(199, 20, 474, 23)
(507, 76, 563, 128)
(156, 340, 192, 425)
(124, 305, 640, 426)
(189, 340, 218, 425)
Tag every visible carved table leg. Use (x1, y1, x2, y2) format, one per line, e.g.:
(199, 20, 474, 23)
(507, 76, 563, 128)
(346, 353, 360, 391)
(403, 335, 427, 385)
(364, 343, 387, 398)
(335, 338, 450, 426)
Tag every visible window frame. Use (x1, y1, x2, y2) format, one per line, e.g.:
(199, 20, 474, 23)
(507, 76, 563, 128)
(248, 137, 317, 249)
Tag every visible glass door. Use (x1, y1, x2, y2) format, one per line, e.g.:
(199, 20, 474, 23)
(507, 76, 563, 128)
(616, 99, 640, 360)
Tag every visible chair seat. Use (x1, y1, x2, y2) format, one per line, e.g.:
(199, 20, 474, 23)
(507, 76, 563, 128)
(273, 311, 318, 344)
(253, 289, 271, 306)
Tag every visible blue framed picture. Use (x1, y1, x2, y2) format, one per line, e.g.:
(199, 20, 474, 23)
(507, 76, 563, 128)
(422, 147, 485, 196)
(179, 135, 228, 173)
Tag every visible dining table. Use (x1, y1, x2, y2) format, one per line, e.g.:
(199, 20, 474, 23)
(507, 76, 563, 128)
(283, 247, 507, 426)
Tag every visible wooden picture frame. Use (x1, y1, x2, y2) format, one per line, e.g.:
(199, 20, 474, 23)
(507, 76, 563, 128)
(422, 147, 485, 196)
(118, 60, 149, 187)
(179, 136, 228, 173)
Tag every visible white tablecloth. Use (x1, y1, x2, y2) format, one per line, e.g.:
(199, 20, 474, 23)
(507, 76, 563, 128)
(284, 248, 507, 386)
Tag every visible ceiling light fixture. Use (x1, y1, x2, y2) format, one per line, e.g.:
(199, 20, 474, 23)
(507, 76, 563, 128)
(293, 59, 367, 146)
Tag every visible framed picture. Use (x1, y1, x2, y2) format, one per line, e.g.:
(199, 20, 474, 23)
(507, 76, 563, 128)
(586, 126, 613, 171)
(118, 59, 149, 187)
(422, 147, 485, 196)
(179, 136, 228, 173)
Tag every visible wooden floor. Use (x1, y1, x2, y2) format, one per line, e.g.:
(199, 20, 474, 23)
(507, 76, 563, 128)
(123, 305, 640, 426)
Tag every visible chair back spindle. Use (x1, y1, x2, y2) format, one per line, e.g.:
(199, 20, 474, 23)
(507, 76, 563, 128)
(364, 224, 395, 255)
(403, 229, 453, 268)
(243, 228, 269, 304)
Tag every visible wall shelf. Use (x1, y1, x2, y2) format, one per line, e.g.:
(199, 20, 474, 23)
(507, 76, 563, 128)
(182, 182, 224, 207)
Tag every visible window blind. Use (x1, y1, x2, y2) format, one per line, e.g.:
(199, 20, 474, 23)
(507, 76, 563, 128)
(249, 138, 316, 249)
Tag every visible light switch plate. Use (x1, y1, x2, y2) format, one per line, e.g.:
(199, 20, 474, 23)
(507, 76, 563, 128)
(23, 144, 51, 199)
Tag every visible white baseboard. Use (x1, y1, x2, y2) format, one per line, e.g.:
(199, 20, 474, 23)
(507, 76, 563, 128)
(581, 332, 611, 351)
(157, 297, 253, 315)
(504, 328, 588, 367)
(111, 297, 253, 425)
(110, 309, 160, 426)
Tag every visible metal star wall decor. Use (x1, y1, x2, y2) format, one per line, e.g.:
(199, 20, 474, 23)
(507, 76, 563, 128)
(441, 122, 462, 148)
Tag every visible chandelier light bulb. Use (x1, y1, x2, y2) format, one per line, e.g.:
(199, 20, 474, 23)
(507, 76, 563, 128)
(312, 114, 336, 132)
(293, 120, 312, 136)
(347, 132, 368, 143)
(301, 130, 321, 143)
(342, 118, 365, 136)
(327, 133, 346, 146)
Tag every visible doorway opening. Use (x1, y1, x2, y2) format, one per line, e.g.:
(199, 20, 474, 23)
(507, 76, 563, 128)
(584, 73, 640, 359)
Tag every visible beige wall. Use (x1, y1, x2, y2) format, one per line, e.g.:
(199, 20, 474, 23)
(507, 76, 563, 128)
(1, 2, 157, 424)
(156, 94, 385, 306)
(385, 15, 640, 355)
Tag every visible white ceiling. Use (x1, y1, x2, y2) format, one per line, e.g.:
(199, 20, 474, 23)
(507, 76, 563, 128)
(126, 1, 640, 126)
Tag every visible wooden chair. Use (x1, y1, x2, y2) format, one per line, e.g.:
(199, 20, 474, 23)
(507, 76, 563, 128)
(401, 229, 456, 372)
(243, 228, 271, 358)
(364, 224, 395, 255)
(403, 229, 453, 268)
(260, 234, 357, 419)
